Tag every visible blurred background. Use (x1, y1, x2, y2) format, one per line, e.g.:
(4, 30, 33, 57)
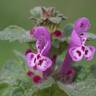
(0, 0, 96, 67)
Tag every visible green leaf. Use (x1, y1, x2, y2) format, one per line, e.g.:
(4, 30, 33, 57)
(11, 87, 24, 96)
(0, 60, 55, 96)
(64, 23, 73, 37)
(49, 17, 62, 24)
(87, 33, 96, 39)
(0, 87, 12, 96)
(0, 25, 33, 42)
(0, 60, 27, 85)
(33, 84, 68, 96)
(0, 83, 9, 90)
(35, 77, 55, 90)
(4, 25, 26, 32)
(30, 7, 42, 18)
(52, 39, 60, 48)
(57, 75, 96, 96)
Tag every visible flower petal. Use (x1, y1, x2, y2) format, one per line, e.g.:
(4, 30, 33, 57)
(84, 46, 96, 61)
(69, 46, 84, 61)
(32, 26, 51, 56)
(74, 17, 91, 33)
(25, 51, 36, 67)
(37, 56, 52, 72)
(69, 30, 81, 47)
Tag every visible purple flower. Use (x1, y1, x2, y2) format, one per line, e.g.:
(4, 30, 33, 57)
(69, 30, 95, 61)
(25, 26, 52, 72)
(59, 17, 95, 83)
(74, 17, 91, 33)
(31, 26, 51, 56)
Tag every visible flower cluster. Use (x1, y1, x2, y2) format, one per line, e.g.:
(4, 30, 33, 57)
(25, 14, 96, 84)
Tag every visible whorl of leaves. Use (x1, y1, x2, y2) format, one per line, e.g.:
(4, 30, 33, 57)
(30, 6, 67, 25)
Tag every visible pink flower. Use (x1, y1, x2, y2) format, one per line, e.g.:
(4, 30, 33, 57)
(25, 26, 52, 72)
(69, 18, 95, 61)
(59, 17, 95, 83)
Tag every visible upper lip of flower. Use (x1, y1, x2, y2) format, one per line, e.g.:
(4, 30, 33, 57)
(74, 17, 91, 33)
(31, 26, 51, 56)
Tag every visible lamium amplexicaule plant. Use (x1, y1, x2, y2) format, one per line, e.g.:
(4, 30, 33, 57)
(0, 6, 96, 96)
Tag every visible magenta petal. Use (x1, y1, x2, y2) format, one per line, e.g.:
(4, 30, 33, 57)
(32, 26, 51, 56)
(84, 46, 96, 61)
(37, 56, 52, 72)
(69, 30, 81, 47)
(74, 17, 91, 33)
(69, 46, 84, 61)
(25, 52, 52, 72)
(25, 26, 52, 72)
(25, 51, 35, 67)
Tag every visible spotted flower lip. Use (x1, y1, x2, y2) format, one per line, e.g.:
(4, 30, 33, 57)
(74, 17, 91, 33)
(31, 26, 51, 56)
(69, 26, 95, 62)
(25, 51, 52, 72)
(69, 44, 96, 61)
